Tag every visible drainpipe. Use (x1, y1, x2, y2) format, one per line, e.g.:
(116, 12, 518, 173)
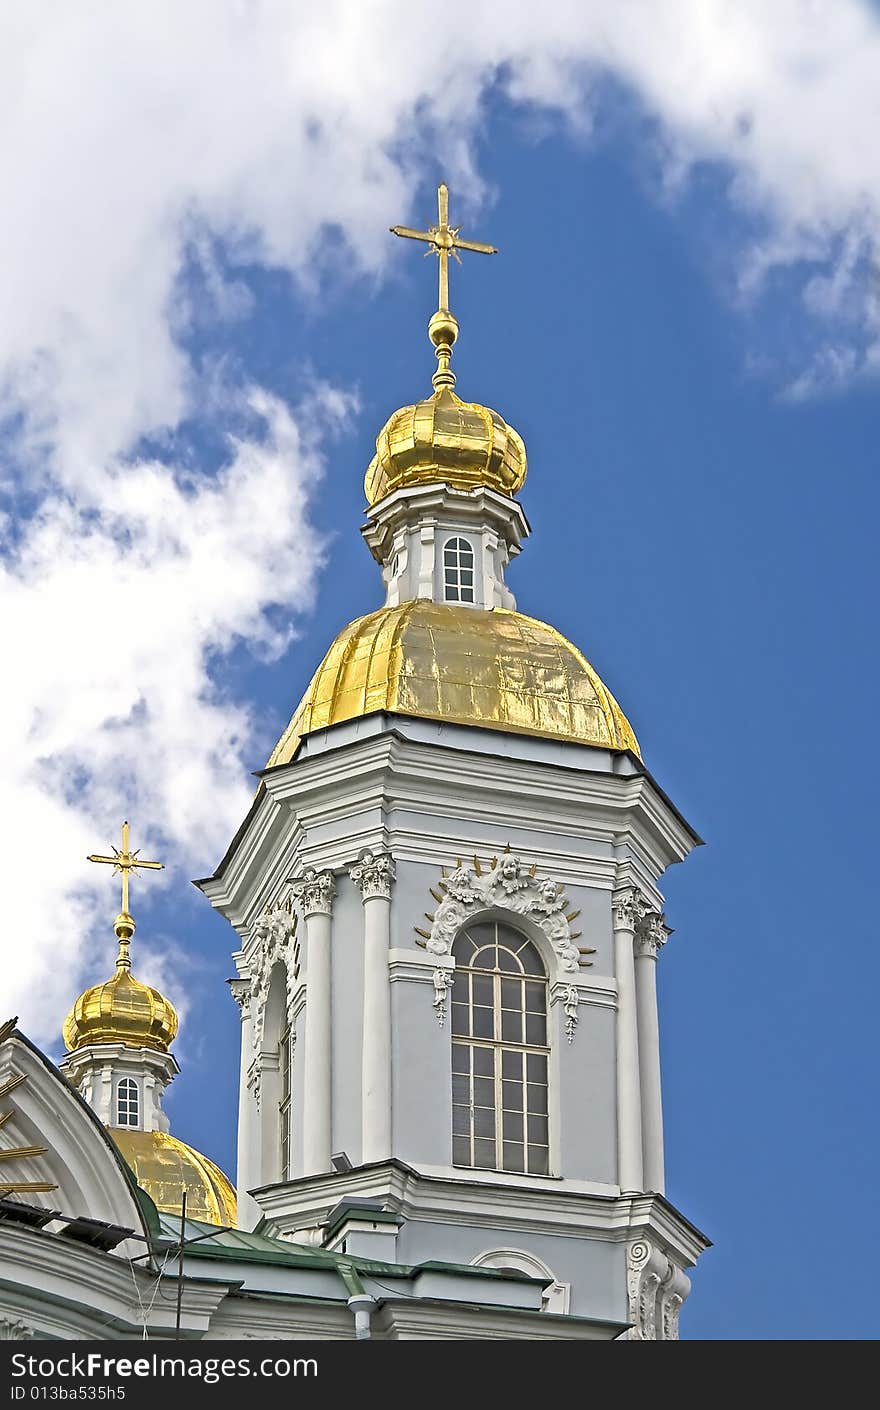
(347, 1294, 376, 1340)
(339, 1262, 377, 1341)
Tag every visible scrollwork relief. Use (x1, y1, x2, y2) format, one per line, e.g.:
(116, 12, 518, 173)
(290, 867, 336, 918)
(623, 1237, 690, 1340)
(634, 909, 671, 959)
(349, 849, 395, 901)
(415, 849, 595, 976)
(245, 899, 300, 1108)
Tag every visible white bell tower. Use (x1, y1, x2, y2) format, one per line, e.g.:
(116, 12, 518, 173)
(198, 184, 709, 1338)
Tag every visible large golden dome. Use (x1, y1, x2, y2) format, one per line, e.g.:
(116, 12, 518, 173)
(267, 600, 639, 768)
(365, 385, 527, 507)
(110, 1128, 236, 1226)
(63, 947, 179, 1054)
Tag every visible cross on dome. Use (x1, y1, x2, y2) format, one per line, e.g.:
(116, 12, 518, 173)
(87, 819, 163, 960)
(390, 183, 498, 389)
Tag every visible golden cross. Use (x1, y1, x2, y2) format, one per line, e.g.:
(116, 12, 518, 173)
(88, 821, 163, 939)
(391, 182, 497, 315)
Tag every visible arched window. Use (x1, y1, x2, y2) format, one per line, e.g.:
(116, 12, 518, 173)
(451, 922, 549, 1175)
(443, 536, 475, 603)
(116, 1077, 139, 1128)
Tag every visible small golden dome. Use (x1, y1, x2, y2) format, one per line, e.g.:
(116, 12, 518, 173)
(110, 1128, 236, 1226)
(364, 386, 527, 507)
(63, 940, 179, 1054)
(267, 600, 639, 768)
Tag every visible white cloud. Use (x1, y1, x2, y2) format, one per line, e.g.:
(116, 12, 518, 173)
(3, 0, 880, 1039)
(1, 389, 335, 1037)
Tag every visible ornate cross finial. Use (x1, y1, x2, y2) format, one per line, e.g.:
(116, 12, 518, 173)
(390, 182, 498, 390)
(87, 820, 163, 962)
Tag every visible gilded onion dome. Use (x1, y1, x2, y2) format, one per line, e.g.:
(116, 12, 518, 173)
(267, 600, 640, 769)
(62, 922, 179, 1054)
(110, 1128, 237, 1226)
(364, 383, 527, 507)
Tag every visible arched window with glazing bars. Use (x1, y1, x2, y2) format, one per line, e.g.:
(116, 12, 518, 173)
(451, 921, 549, 1175)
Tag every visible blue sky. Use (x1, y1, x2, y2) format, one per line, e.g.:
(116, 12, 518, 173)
(3, 3, 880, 1342)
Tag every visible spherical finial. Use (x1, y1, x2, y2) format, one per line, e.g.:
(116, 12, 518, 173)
(428, 309, 459, 390)
(114, 911, 135, 941)
(113, 912, 135, 970)
(428, 309, 459, 349)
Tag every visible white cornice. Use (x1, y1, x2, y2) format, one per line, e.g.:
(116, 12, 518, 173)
(201, 718, 698, 931)
(254, 1163, 710, 1268)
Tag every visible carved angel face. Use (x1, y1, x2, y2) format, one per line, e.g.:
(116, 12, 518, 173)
(500, 856, 520, 880)
(539, 880, 561, 906)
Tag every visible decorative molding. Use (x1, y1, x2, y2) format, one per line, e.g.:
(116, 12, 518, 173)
(660, 1261, 690, 1341)
(432, 969, 453, 1027)
(228, 978, 252, 1019)
(634, 909, 671, 960)
(415, 850, 595, 975)
(612, 886, 648, 932)
(0, 1317, 33, 1340)
(471, 1248, 570, 1315)
(349, 849, 396, 901)
(291, 867, 336, 918)
(560, 985, 579, 1043)
(247, 900, 300, 1108)
(623, 1238, 690, 1340)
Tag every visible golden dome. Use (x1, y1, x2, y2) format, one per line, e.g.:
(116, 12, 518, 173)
(364, 386, 526, 508)
(110, 1128, 236, 1226)
(63, 941, 179, 1054)
(267, 600, 640, 768)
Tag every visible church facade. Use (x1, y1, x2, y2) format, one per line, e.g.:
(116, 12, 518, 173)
(0, 186, 708, 1340)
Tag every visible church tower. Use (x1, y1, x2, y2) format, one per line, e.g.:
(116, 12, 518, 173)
(197, 186, 709, 1338)
(60, 823, 237, 1227)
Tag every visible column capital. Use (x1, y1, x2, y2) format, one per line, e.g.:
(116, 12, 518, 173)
(612, 885, 648, 932)
(291, 866, 336, 918)
(228, 978, 252, 1018)
(350, 848, 396, 901)
(634, 910, 671, 960)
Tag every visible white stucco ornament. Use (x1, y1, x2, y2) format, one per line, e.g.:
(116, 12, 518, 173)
(350, 849, 396, 900)
(623, 1238, 691, 1340)
(246, 900, 299, 1107)
(291, 867, 336, 918)
(561, 985, 579, 1043)
(415, 851, 595, 975)
(431, 968, 454, 1027)
(613, 886, 670, 959)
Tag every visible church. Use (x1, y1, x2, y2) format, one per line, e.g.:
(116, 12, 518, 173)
(0, 186, 709, 1340)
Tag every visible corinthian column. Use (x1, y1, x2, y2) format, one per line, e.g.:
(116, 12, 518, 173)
(634, 909, 669, 1194)
(350, 849, 395, 1164)
(612, 887, 644, 1193)
(291, 867, 336, 1176)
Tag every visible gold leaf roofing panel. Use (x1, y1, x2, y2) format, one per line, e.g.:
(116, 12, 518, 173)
(267, 600, 640, 769)
(110, 1128, 236, 1227)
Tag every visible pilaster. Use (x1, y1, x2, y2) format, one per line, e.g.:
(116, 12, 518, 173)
(612, 886, 644, 1192)
(291, 867, 336, 1176)
(350, 849, 395, 1163)
(634, 908, 670, 1194)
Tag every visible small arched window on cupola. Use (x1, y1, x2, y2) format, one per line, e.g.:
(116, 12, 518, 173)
(116, 1076, 140, 1128)
(443, 536, 476, 603)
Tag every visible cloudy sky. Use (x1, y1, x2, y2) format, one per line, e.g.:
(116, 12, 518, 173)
(2, 1, 879, 1339)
